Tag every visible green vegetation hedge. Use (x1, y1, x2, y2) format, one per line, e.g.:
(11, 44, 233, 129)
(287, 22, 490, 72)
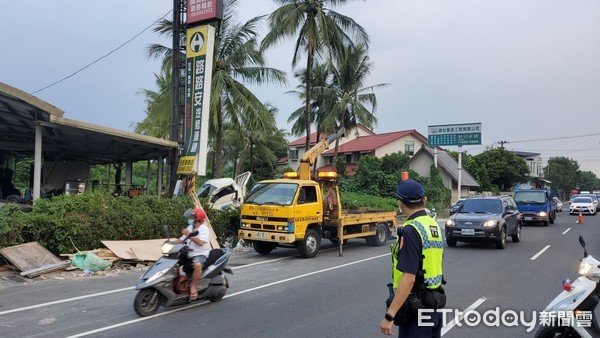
(0, 190, 408, 256)
(0, 192, 240, 256)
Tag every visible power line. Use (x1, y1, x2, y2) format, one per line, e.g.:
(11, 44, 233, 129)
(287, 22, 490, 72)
(503, 132, 600, 144)
(30, 10, 173, 95)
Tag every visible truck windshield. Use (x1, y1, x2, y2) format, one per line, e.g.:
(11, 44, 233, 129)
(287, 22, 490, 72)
(514, 191, 546, 204)
(197, 184, 217, 198)
(245, 183, 298, 206)
(460, 199, 502, 214)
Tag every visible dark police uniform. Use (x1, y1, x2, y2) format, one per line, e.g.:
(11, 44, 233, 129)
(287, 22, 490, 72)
(395, 210, 443, 338)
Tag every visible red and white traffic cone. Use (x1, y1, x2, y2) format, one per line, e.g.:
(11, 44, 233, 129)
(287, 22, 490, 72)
(576, 212, 584, 224)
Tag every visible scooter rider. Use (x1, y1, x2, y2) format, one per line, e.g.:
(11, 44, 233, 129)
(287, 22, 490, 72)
(178, 208, 211, 301)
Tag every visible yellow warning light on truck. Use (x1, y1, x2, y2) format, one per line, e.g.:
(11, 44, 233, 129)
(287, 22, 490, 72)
(318, 171, 338, 179)
(282, 172, 299, 179)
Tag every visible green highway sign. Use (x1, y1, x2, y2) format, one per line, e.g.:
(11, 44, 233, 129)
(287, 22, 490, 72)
(428, 123, 482, 146)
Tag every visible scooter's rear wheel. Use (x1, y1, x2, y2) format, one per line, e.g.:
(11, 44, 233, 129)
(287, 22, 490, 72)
(134, 288, 163, 317)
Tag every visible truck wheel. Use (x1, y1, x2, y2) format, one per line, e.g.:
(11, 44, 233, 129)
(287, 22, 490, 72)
(253, 241, 276, 255)
(298, 229, 321, 258)
(368, 223, 388, 247)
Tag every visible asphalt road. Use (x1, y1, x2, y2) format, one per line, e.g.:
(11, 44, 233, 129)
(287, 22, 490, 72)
(0, 210, 599, 338)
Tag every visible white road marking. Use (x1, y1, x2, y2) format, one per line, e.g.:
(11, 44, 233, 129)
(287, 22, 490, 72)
(441, 297, 487, 336)
(530, 245, 551, 261)
(0, 287, 134, 316)
(562, 228, 571, 235)
(65, 253, 390, 337)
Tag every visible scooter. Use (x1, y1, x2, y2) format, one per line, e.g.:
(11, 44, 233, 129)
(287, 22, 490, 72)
(133, 225, 233, 317)
(535, 236, 600, 337)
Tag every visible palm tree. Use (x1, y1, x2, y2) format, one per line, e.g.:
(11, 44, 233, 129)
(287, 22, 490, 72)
(224, 103, 288, 183)
(132, 68, 172, 138)
(141, 0, 286, 178)
(262, 0, 369, 152)
(210, 3, 286, 178)
(286, 63, 335, 140)
(327, 44, 387, 166)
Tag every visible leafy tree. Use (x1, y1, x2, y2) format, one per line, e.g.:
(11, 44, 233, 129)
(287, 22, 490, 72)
(578, 171, 599, 192)
(381, 153, 411, 174)
(421, 165, 452, 211)
(335, 155, 347, 176)
(545, 157, 579, 198)
(471, 148, 529, 191)
(352, 155, 385, 196)
(461, 152, 494, 192)
(262, 0, 369, 151)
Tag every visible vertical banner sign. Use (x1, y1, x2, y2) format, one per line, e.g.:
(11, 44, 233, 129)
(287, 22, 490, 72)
(187, 0, 224, 25)
(178, 25, 215, 176)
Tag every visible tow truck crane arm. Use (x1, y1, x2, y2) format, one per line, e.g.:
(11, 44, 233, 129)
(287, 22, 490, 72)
(298, 139, 329, 180)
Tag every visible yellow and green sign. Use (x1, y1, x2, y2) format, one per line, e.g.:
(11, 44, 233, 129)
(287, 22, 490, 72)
(178, 25, 215, 175)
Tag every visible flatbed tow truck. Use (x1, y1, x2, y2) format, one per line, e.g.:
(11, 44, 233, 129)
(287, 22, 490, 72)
(238, 139, 397, 258)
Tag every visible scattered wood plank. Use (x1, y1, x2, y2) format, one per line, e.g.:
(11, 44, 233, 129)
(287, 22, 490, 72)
(0, 242, 66, 277)
(20, 261, 71, 277)
(101, 239, 167, 261)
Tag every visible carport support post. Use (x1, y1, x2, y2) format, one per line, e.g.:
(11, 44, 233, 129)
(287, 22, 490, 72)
(33, 123, 42, 200)
(157, 156, 163, 196)
(125, 161, 133, 190)
(146, 160, 151, 195)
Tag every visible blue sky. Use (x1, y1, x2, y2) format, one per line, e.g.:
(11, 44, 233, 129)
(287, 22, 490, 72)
(2, 0, 600, 174)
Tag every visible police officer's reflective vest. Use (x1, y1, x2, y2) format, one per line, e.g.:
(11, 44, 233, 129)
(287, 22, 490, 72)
(391, 215, 443, 289)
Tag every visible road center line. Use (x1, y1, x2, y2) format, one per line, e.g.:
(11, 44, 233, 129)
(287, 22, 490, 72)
(65, 253, 390, 337)
(530, 245, 551, 261)
(441, 297, 487, 336)
(562, 228, 571, 235)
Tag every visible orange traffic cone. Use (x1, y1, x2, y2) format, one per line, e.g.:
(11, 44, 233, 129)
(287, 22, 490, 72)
(576, 213, 584, 224)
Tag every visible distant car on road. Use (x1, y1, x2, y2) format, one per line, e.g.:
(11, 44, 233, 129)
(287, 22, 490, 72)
(445, 195, 521, 249)
(579, 193, 599, 212)
(569, 196, 596, 215)
(553, 197, 563, 212)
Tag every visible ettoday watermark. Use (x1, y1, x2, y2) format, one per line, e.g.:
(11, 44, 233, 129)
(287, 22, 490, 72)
(418, 308, 593, 332)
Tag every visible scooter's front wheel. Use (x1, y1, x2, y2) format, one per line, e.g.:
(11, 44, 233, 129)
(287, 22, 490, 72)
(534, 325, 580, 338)
(134, 288, 163, 317)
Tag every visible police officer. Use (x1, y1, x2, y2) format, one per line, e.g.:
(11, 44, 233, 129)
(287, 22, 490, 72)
(379, 179, 445, 337)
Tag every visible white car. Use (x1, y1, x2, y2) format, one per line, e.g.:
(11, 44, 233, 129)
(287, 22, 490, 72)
(569, 196, 596, 215)
(553, 197, 563, 212)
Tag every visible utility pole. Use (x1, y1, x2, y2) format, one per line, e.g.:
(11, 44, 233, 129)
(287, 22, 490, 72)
(498, 140, 509, 149)
(169, 0, 186, 195)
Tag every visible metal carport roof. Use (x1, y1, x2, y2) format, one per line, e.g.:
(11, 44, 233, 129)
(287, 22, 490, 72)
(0, 82, 177, 165)
(0, 82, 178, 199)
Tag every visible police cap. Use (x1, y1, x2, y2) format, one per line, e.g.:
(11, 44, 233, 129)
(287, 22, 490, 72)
(395, 179, 425, 203)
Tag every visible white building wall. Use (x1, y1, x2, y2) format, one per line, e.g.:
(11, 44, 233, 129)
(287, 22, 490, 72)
(374, 135, 426, 158)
